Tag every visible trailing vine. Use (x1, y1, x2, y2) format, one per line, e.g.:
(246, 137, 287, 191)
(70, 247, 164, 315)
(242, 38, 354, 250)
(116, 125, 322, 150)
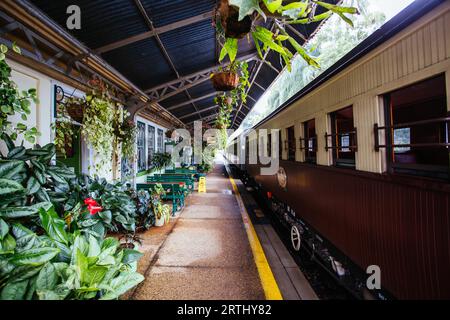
(81, 87, 115, 172)
(0, 42, 40, 144)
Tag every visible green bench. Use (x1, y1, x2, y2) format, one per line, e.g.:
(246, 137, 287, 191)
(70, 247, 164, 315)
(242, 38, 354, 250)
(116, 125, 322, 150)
(136, 182, 187, 215)
(148, 174, 195, 192)
(165, 168, 206, 181)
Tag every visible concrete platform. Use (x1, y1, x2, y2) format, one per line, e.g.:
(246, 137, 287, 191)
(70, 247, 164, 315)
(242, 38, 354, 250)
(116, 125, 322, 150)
(127, 160, 317, 300)
(129, 161, 265, 300)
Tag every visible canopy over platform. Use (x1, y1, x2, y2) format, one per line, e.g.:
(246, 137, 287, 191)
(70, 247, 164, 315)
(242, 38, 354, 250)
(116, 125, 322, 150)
(27, 0, 339, 129)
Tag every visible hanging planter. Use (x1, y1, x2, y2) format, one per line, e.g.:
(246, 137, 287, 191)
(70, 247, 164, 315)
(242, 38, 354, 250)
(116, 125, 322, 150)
(217, 0, 252, 39)
(211, 71, 240, 91)
(66, 101, 84, 123)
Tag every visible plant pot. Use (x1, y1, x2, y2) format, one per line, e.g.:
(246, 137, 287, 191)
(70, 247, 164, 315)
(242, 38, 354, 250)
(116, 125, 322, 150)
(218, 0, 252, 39)
(154, 216, 165, 227)
(119, 242, 135, 249)
(66, 102, 84, 123)
(211, 72, 240, 91)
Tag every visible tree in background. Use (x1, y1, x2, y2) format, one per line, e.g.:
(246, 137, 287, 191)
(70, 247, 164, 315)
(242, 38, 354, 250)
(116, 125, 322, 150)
(240, 0, 387, 130)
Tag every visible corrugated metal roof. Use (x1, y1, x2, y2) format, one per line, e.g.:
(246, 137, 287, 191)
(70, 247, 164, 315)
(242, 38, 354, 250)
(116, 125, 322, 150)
(29, 0, 339, 127)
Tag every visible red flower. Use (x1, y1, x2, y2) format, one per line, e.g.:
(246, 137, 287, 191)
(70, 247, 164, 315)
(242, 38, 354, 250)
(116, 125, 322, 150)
(84, 198, 102, 215)
(88, 205, 103, 215)
(84, 198, 98, 206)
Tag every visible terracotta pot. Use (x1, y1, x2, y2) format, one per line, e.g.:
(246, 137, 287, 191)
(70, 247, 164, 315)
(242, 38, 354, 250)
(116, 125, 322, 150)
(66, 102, 83, 123)
(218, 0, 252, 39)
(211, 72, 240, 91)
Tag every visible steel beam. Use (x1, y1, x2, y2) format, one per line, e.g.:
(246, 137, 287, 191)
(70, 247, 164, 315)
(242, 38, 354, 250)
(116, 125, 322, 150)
(167, 92, 219, 111)
(179, 105, 218, 120)
(95, 11, 213, 54)
(133, 0, 203, 120)
(145, 52, 257, 103)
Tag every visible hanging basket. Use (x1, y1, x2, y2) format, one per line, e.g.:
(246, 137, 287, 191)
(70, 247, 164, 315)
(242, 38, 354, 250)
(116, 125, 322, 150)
(218, 0, 252, 39)
(211, 72, 240, 91)
(66, 102, 84, 123)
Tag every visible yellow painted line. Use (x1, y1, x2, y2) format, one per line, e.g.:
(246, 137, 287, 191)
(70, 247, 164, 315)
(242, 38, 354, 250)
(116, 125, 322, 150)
(225, 165, 283, 301)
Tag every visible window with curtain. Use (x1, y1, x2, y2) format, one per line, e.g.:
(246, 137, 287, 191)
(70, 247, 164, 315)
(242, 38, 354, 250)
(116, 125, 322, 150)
(157, 129, 164, 153)
(147, 125, 155, 166)
(137, 121, 146, 172)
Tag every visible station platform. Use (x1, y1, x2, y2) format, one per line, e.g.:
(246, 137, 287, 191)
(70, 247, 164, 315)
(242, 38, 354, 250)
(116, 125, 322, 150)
(126, 160, 317, 300)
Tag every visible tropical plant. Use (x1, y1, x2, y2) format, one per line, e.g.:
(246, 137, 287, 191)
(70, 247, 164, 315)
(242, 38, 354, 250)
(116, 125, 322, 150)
(0, 133, 76, 214)
(0, 42, 40, 144)
(51, 99, 76, 158)
(0, 206, 143, 300)
(131, 189, 155, 230)
(64, 175, 137, 234)
(150, 184, 170, 223)
(150, 152, 172, 171)
(79, 84, 115, 172)
(217, 0, 359, 71)
(113, 107, 136, 159)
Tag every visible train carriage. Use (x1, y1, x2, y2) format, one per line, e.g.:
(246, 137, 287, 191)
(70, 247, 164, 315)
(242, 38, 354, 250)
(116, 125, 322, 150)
(233, 0, 450, 300)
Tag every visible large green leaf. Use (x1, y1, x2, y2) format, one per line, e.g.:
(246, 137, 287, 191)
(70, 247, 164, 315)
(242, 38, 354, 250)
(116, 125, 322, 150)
(0, 218, 9, 240)
(262, 0, 282, 13)
(10, 247, 60, 266)
(0, 279, 29, 300)
(0, 178, 25, 199)
(7, 147, 26, 159)
(287, 35, 319, 68)
(39, 207, 69, 245)
(36, 263, 58, 291)
(0, 202, 52, 219)
(100, 272, 144, 300)
(121, 249, 143, 264)
(229, 0, 265, 21)
(0, 160, 25, 179)
(26, 176, 41, 195)
(0, 233, 16, 253)
(219, 38, 238, 63)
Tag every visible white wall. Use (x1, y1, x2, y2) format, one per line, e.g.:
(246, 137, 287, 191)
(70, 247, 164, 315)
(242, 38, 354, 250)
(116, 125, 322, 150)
(1, 60, 52, 154)
(2, 59, 118, 181)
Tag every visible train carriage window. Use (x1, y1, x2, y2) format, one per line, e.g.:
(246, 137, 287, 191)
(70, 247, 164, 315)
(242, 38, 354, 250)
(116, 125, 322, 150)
(287, 126, 296, 161)
(302, 119, 317, 164)
(381, 75, 449, 179)
(328, 106, 357, 168)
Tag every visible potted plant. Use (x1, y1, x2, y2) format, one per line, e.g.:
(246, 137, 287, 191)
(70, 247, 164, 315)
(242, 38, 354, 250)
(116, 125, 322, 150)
(216, 0, 252, 39)
(151, 184, 171, 227)
(211, 59, 249, 92)
(216, 0, 358, 71)
(211, 68, 240, 91)
(150, 152, 172, 171)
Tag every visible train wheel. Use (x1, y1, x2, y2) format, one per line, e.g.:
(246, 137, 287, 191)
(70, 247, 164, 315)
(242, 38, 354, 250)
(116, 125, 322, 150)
(291, 225, 301, 251)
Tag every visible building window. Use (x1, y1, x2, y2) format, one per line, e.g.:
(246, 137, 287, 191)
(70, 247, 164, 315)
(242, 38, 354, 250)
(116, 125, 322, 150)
(327, 106, 357, 168)
(157, 129, 164, 153)
(286, 126, 296, 161)
(301, 119, 317, 164)
(376, 75, 449, 179)
(137, 121, 146, 172)
(147, 125, 155, 165)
